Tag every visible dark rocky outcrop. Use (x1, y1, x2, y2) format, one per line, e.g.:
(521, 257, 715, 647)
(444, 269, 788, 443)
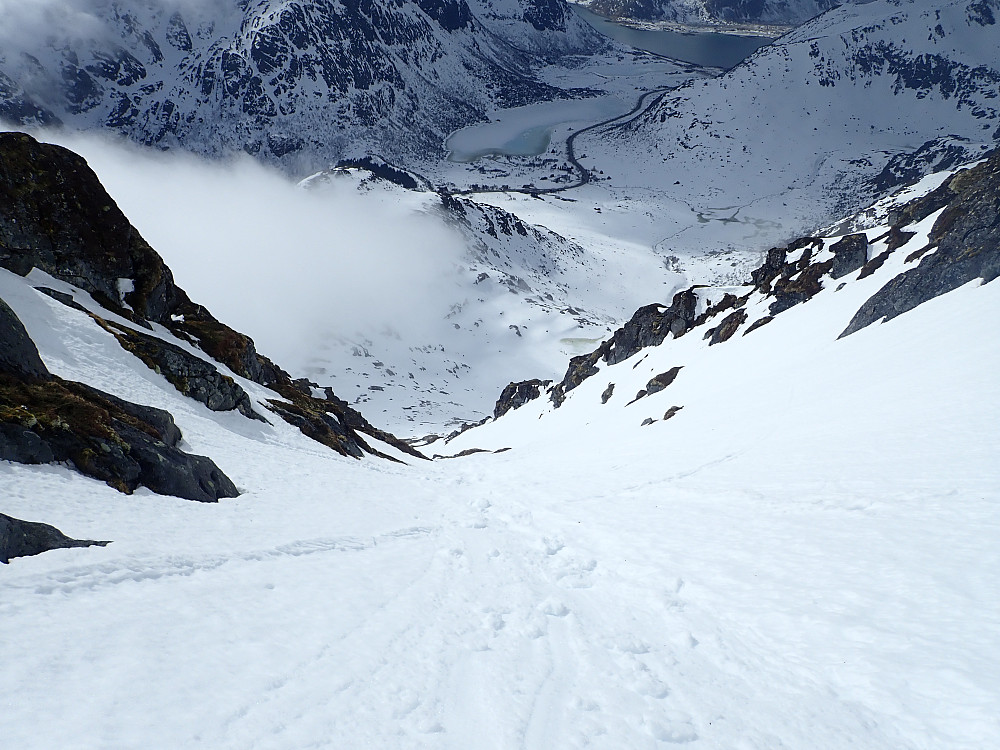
(0, 132, 181, 325)
(842, 153, 1000, 337)
(769, 258, 834, 315)
(600, 383, 615, 404)
(751, 237, 834, 316)
(494, 379, 551, 419)
(829, 233, 869, 280)
(0, 513, 110, 564)
(0, 132, 423, 461)
(0, 298, 49, 379)
(742, 315, 774, 336)
(644, 367, 682, 396)
(95, 318, 265, 422)
(662, 405, 683, 420)
(550, 290, 698, 406)
(750, 237, 823, 294)
(708, 309, 747, 345)
(628, 366, 682, 404)
(1, 369, 240, 502)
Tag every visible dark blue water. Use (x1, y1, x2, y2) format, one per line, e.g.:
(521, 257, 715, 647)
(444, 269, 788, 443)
(573, 6, 773, 69)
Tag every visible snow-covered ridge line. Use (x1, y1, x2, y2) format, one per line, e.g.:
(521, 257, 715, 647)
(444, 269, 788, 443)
(575, 0, 1000, 258)
(452, 148, 1000, 446)
(0, 0, 607, 169)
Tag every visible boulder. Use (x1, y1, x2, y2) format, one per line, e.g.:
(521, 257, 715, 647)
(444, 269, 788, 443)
(829, 234, 869, 279)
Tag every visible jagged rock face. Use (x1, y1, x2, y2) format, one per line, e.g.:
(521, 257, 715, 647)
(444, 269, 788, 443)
(549, 292, 699, 406)
(0, 132, 181, 324)
(842, 152, 1000, 336)
(0, 304, 240, 502)
(494, 379, 551, 418)
(584, 0, 835, 25)
(0, 0, 602, 169)
(0, 513, 110, 564)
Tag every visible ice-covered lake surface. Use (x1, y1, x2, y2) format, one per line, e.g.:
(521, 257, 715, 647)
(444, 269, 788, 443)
(445, 96, 628, 162)
(445, 12, 772, 164)
(573, 6, 773, 69)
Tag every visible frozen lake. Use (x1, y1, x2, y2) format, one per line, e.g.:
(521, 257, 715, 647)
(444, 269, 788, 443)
(446, 11, 774, 163)
(573, 6, 773, 70)
(445, 96, 628, 162)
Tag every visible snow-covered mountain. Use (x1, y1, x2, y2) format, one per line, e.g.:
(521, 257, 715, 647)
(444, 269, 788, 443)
(560, 0, 1000, 255)
(580, 0, 836, 27)
(0, 0, 605, 169)
(3, 137, 997, 749)
(447, 150, 1000, 454)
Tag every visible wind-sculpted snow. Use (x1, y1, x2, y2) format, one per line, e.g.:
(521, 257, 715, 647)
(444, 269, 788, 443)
(0, 0, 604, 168)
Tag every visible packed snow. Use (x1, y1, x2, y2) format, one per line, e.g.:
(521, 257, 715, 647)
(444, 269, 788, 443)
(2, 162, 999, 748)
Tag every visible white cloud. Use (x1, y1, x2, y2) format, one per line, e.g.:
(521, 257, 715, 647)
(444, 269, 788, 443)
(17, 128, 467, 376)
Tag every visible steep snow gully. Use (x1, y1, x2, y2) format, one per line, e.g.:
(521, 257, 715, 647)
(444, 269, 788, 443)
(3, 141, 999, 748)
(2, 0, 1000, 746)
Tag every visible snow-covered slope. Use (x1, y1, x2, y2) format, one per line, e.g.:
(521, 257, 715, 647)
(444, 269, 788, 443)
(448, 151, 1000, 452)
(581, 0, 836, 27)
(566, 0, 1000, 256)
(3, 150, 998, 749)
(0, 0, 605, 169)
(0, 132, 423, 495)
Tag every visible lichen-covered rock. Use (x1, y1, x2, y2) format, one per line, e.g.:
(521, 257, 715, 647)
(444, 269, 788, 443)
(842, 153, 1000, 337)
(1, 373, 240, 502)
(709, 309, 747, 345)
(769, 258, 834, 315)
(644, 367, 682, 396)
(1, 299, 238, 502)
(628, 366, 683, 404)
(0, 513, 109, 564)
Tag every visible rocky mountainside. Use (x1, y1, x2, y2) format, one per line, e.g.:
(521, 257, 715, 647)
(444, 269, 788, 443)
(569, 0, 1000, 258)
(581, 0, 836, 26)
(450, 147, 1000, 448)
(0, 0, 604, 170)
(0, 132, 423, 501)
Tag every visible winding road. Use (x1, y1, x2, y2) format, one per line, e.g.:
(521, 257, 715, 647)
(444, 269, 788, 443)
(449, 85, 673, 198)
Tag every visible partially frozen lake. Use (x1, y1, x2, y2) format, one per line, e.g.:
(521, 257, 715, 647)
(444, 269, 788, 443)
(573, 6, 773, 70)
(445, 97, 627, 162)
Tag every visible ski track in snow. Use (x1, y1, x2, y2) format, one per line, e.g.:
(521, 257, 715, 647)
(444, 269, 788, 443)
(2, 217, 1000, 747)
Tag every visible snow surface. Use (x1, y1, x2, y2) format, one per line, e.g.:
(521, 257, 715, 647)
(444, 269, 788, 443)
(2, 164, 999, 748)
